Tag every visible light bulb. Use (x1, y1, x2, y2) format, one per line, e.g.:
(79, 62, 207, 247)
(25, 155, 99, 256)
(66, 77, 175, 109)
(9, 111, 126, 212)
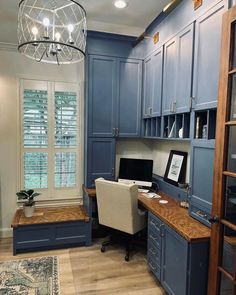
(55, 32, 61, 41)
(43, 17, 50, 27)
(114, 0, 128, 9)
(68, 24, 74, 33)
(31, 26, 38, 36)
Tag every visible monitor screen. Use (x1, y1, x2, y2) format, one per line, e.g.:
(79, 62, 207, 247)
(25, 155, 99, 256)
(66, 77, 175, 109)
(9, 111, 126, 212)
(118, 158, 153, 187)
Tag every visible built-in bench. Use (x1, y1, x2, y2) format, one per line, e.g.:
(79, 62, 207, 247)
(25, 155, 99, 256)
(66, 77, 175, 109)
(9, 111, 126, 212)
(11, 206, 92, 255)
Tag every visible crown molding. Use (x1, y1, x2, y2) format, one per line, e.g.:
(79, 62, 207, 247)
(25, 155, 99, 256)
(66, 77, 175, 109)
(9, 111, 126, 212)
(0, 42, 18, 52)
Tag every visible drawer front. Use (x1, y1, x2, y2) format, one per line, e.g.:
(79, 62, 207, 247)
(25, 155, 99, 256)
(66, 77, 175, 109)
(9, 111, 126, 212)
(15, 225, 52, 249)
(147, 239, 161, 266)
(189, 202, 211, 227)
(149, 212, 162, 232)
(148, 227, 162, 249)
(147, 256, 161, 280)
(54, 222, 87, 244)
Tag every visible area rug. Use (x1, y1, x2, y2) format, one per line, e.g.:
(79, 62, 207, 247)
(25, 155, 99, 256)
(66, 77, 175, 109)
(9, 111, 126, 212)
(0, 256, 60, 295)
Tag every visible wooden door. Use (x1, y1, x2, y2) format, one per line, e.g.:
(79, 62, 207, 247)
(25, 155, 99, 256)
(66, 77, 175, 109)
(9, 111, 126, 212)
(208, 6, 236, 295)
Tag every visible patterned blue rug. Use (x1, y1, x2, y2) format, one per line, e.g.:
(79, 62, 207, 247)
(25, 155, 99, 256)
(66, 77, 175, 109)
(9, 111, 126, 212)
(0, 256, 60, 295)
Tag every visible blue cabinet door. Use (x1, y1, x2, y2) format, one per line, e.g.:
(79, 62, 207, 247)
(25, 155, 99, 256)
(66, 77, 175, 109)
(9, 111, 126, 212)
(152, 47, 163, 117)
(162, 224, 188, 295)
(143, 56, 153, 117)
(117, 58, 142, 137)
(88, 55, 117, 137)
(87, 138, 116, 188)
(175, 24, 194, 114)
(162, 37, 178, 115)
(192, 2, 225, 110)
(189, 140, 215, 226)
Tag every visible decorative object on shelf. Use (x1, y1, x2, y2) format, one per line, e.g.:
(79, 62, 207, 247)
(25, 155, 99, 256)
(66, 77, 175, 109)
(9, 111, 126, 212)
(16, 189, 40, 217)
(164, 150, 188, 186)
(0, 256, 59, 294)
(202, 124, 208, 139)
(18, 0, 87, 65)
(153, 32, 159, 44)
(178, 127, 183, 138)
(193, 0, 202, 10)
(168, 121, 176, 138)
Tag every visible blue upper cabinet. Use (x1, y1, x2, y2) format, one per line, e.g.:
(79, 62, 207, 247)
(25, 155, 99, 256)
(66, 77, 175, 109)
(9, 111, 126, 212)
(175, 24, 194, 114)
(162, 37, 178, 115)
(88, 55, 117, 137)
(117, 58, 142, 137)
(88, 55, 142, 138)
(162, 23, 194, 115)
(192, 2, 225, 110)
(143, 46, 163, 118)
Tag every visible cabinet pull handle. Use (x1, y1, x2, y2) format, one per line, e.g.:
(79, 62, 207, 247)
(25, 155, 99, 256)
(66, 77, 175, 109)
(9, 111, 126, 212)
(149, 247, 157, 255)
(150, 220, 159, 229)
(149, 234, 158, 242)
(150, 107, 152, 116)
(189, 96, 195, 110)
(112, 128, 116, 137)
(170, 102, 173, 113)
(160, 224, 165, 237)
(116, 128, 119, 137)
(112, 168, 115, 177)
(173, 101, 176, 113)
(196, 210, 207, 219)
(149, 260, 157, 271)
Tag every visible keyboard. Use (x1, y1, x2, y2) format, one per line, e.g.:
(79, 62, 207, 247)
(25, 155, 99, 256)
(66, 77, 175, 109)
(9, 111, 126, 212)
(143, 192, 161, 199)
(138, 188, 149, 193)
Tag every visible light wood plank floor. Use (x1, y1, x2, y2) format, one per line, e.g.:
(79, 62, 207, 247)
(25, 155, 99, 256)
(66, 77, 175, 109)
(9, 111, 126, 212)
(0, 238, 165, 295)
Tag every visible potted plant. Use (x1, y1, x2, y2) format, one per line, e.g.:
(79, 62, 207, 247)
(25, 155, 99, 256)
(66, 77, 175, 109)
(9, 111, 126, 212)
(16, 189, 40, 217)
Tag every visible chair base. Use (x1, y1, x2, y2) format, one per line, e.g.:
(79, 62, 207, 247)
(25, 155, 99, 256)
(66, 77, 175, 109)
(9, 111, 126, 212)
(100, 230, 146, 262)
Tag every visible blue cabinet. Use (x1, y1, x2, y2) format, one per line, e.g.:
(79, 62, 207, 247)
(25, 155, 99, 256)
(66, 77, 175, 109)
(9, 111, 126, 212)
(117, 58, 142, 137)
(88, 55, 142, 138)
(87, 138, 116, 187)
(147, 212, 209, 295)
(162, 37, 177, 115)
(189, 140, 215, 226)
(162, 23, 194, 115)
(88, 55, 117, 137)
(143, 46, 163, 118)
(192, 2, 225, 110)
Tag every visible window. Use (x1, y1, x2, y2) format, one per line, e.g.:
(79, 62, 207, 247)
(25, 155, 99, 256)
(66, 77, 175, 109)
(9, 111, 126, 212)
(20, 80, 81, 199)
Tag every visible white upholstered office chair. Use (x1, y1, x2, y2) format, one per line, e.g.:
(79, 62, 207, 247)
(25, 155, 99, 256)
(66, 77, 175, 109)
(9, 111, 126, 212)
(95, 178, 146, 261)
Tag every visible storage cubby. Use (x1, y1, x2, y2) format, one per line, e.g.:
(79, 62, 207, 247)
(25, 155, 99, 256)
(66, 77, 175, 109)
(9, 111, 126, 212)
(143, 117, 161, 138)
(162, 113, 190, 139)
(194, 109, 217, 140)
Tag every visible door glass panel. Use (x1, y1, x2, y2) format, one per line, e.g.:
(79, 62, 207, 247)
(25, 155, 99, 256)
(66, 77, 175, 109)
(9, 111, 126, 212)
(229, 75, 236, 120)
(232, 22, 236, 70)
(224, 177, 236, 225)
(227, 127, 236, 173)
(220, 274, 234, 295)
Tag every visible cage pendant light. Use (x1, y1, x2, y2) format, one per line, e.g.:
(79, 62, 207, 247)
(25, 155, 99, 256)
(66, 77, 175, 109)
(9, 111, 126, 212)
(18, 0, 87, 65)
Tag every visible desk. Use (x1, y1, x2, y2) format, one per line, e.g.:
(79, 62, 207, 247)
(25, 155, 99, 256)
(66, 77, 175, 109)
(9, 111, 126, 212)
(82, 185, 210, 242)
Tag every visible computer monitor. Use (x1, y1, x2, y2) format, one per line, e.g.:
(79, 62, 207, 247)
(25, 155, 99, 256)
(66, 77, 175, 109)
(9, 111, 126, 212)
(118, 158, 153, 187)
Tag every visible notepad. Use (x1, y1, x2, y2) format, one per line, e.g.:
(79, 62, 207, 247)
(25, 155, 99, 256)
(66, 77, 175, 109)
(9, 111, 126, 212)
(143, 192, 161, 199)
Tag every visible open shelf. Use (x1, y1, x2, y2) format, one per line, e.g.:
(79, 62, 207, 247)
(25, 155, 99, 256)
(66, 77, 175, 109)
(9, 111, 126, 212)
(143, 117, 161, 137)
(163, 113, 190, 139)
(194, 109, 217, 140)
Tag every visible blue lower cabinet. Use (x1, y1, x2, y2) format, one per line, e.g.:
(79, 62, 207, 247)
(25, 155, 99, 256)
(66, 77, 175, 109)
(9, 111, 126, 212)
(87, 138, 116, 188)
(147, 212, 209, 295)
(13, 221, 91, 255)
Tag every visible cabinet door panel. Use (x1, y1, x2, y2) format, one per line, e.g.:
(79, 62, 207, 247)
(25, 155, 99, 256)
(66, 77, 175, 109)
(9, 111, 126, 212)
(143, 56, 153, 117)
(152, 47, 163, 117)
(162, 224, 188, 295)
(87, 138, 116, 187)
(88, 55, 117, 137)
(162, 37, 177, 115)
(192, 2, 225, 110)
(176, 24, 194, 114)
(117, 59, 142, 137)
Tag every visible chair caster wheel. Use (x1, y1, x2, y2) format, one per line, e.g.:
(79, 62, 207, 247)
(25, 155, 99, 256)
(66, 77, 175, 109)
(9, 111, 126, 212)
(101, 246, 105, 253)
(125, 255, 129, 262)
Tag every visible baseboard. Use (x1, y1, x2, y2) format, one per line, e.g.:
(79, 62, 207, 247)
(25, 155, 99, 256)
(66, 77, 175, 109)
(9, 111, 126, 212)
(0, 228, 13, 238)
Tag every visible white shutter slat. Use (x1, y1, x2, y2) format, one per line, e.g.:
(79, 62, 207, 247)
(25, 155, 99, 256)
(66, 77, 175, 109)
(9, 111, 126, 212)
(54, 152, 76, 188)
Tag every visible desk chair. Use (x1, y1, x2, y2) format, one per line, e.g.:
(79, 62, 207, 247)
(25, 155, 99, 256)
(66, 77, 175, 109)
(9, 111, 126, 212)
(95, 178, 146, 261)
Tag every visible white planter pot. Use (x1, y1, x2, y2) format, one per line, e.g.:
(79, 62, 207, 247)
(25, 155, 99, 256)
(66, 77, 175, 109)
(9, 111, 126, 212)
(23, 204, 35, 218)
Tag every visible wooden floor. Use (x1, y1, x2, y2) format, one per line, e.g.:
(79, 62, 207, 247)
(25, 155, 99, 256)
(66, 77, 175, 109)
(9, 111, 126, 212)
(0, 238, 166, 295)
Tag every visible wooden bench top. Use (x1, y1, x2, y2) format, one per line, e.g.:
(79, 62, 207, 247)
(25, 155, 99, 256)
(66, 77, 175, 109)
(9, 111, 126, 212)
(11, 205, 90, 228)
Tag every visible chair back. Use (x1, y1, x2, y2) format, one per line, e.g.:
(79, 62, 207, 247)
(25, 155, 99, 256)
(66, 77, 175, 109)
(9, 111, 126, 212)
(95, 178, 145, 234)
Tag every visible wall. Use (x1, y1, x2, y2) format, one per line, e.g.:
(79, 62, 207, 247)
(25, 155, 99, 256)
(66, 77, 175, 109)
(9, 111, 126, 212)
(0, 47, 84, 237)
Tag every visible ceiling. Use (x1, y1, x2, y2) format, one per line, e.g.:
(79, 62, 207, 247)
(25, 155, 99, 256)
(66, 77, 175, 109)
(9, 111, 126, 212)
(0, 0, 171, 44)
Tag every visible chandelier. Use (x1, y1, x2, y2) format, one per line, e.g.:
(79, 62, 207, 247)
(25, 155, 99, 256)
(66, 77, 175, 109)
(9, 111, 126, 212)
(18, 0, 87, 65)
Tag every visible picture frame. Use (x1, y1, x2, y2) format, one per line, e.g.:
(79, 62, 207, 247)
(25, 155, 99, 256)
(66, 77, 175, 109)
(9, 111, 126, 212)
(164, 150, 188, 186)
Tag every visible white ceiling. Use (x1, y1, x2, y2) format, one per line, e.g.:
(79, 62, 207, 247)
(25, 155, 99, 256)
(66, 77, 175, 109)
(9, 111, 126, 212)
(0, 0, 170, 44)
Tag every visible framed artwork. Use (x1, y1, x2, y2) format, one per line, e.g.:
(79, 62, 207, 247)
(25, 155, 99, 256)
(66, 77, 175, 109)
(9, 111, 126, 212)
(164, 150, 188, 186)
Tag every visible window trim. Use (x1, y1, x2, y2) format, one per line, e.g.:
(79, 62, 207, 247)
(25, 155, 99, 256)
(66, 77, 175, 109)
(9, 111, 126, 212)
(19, 79, 83, 201)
